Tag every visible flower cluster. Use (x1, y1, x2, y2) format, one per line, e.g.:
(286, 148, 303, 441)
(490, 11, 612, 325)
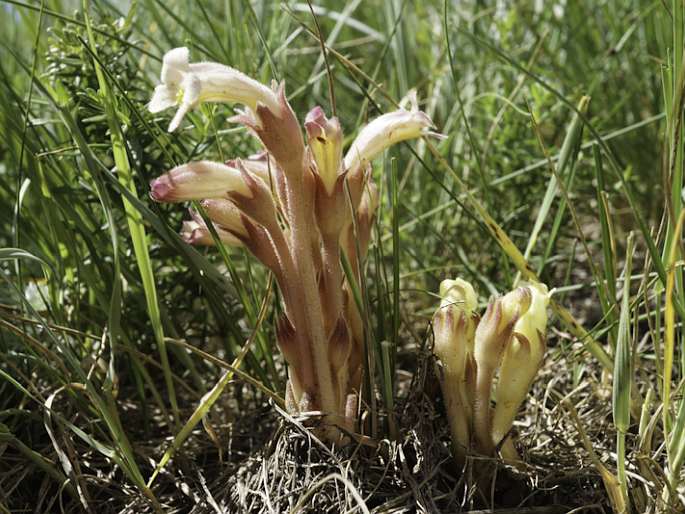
(432, 278, 549, 462)
(148, 47, 438, 441)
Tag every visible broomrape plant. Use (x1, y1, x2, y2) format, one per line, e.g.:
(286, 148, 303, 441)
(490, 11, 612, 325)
(148, 47, 438, 442)
(432, 278, 550, 463)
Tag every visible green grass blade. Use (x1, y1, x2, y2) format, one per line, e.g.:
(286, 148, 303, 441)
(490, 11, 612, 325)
(522, 96, 588, 270)
(83, 8, 179, 427)
(613, 233, 634, 510)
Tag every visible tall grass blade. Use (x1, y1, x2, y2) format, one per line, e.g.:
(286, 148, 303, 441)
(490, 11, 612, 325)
(613, 233, 634, 513)
(82, 5, 179, 428)
(522, 96, 589, 275)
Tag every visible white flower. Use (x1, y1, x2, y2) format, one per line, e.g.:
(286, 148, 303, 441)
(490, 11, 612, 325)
(149, 161, 252, 202)
(149, 47, 280, 132)
(343, 91, 441, 172)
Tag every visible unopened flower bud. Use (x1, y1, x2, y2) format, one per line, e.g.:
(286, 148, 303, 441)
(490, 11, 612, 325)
(180, 220, 242, 247)
(491, 282, 549, 447)
(472, 285, 531, 455)
(305, 106, 343, 196)
(355, 181, 379, 258)
(439, 278, 478, 311)
(510, 283, 547, 352)
(474, 286, 531, 369)
(434, 278, 478, 368)
(433, 277, 478, 462)
(197, 199, 248, 237)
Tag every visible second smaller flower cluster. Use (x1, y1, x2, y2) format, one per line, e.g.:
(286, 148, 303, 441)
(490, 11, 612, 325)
(432, 278, 549, 464)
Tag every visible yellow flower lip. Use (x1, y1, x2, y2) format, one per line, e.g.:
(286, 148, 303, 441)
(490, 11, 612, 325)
(174, 88, 185, 105)
(305, 106, 343, 196)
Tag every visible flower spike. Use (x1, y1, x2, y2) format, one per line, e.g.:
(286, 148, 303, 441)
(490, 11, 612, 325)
(491, 282, 549, 448)
(149, 48, 441, 444)
(433, 278, 479, 463)
(431, 279, 548, 462)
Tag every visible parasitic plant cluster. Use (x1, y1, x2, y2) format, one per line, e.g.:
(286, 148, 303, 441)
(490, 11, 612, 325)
(148, 47, 438, 441)
(432, 278, 549, 464)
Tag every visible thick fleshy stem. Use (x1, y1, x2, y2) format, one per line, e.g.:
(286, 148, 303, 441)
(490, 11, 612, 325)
(284, 164, 340, 436)
(321, 237, 344, 333)
(443, 370, 472, 464)
(314, 174, 348, 338)
(473, 362, 496, 456)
